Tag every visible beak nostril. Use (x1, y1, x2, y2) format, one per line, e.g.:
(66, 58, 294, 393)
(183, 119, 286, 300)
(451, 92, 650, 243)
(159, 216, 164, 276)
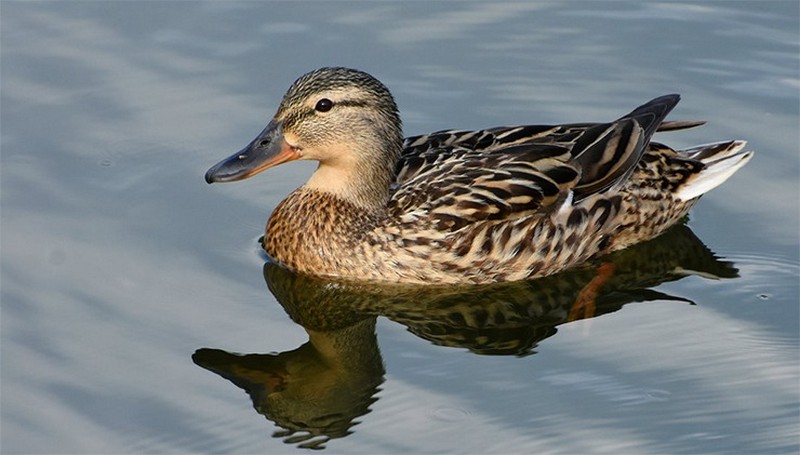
(205, 118, 288, 183)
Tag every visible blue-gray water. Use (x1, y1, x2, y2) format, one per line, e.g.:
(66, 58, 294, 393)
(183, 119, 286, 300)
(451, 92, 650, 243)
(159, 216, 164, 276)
(2, 2, 798, 453)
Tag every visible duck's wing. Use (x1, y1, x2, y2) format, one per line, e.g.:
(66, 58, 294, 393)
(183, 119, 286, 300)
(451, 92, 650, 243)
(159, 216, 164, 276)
(390, 95, 683, 231)
(399, 118, 700, 163)
(389, 143, 581, 230)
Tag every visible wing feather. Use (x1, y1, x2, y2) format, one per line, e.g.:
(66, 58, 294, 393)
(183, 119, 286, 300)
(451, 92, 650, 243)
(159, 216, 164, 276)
(391, 94, 686, 232)
(390, 145, 580, 231)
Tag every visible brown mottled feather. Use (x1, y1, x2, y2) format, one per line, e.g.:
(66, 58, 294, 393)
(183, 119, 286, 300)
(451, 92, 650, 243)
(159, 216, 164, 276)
(208, 68, 753, 284)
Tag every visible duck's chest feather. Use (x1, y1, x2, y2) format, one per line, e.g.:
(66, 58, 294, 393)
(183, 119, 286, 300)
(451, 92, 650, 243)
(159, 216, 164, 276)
(263, 188, 381, 276)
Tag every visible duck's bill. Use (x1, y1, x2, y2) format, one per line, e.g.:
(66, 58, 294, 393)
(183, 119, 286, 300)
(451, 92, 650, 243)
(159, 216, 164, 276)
(205, 119, 299, 183)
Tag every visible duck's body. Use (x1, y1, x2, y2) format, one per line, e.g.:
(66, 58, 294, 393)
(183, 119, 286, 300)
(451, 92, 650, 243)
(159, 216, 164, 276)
(206, 67, 752, 285)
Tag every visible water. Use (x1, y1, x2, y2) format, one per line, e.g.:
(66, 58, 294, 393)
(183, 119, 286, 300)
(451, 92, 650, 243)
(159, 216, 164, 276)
(2, 2, 798, 453)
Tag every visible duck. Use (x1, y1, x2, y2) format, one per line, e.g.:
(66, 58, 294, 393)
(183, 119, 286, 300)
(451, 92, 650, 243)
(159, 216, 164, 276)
(205, 67, 752, 285)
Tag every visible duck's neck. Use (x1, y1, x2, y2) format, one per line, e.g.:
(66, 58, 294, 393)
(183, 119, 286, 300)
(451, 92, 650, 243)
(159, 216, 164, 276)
(303, 143, 399, 213)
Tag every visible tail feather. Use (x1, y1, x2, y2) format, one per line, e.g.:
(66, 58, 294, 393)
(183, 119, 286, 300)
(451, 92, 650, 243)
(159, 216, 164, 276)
(675, 140, 753, 201)
(680, 139, 747, 160)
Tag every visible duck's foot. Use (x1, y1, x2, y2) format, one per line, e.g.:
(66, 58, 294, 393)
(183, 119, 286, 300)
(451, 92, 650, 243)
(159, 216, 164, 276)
(568, 262, 616, 321)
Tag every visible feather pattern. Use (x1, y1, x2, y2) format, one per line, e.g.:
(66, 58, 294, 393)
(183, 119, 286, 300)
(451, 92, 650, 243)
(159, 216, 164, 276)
(206, 67, 753, 285)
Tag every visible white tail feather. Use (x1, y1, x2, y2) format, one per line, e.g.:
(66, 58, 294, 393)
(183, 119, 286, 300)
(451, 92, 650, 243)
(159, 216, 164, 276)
(675, 148, 753, 201)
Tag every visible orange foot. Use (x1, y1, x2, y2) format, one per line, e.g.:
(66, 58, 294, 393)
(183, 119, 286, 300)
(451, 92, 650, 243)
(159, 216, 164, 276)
(568, 262, 616, 322)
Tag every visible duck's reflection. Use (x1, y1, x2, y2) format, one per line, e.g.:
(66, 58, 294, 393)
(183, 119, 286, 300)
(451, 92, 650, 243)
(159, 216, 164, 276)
(194, 317, 383, 449)
(193, 224, 737, 449)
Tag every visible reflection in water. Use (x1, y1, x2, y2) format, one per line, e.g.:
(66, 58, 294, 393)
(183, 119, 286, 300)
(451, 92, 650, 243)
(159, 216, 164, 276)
(194, 319, 383, 450)
(193, 224, 738, 449)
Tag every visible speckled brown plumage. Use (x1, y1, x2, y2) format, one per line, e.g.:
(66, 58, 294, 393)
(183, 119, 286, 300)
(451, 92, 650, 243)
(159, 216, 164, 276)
(206, 67, 753, 284)
(262, 223, 739, 356)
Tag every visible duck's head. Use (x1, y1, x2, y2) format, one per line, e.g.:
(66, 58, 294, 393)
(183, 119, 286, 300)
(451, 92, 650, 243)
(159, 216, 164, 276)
(205, 67, 403, 208)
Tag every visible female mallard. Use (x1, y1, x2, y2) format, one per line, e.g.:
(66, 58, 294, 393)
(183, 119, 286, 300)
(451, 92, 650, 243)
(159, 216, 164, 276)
(205, 67, 752, 285)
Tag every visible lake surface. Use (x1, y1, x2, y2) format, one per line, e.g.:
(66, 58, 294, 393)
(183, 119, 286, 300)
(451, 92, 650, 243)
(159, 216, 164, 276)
(2, 2, 798, 453)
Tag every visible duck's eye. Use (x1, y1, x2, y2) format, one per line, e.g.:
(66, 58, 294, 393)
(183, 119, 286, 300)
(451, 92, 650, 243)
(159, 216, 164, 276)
(314, 98, 333, 112)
